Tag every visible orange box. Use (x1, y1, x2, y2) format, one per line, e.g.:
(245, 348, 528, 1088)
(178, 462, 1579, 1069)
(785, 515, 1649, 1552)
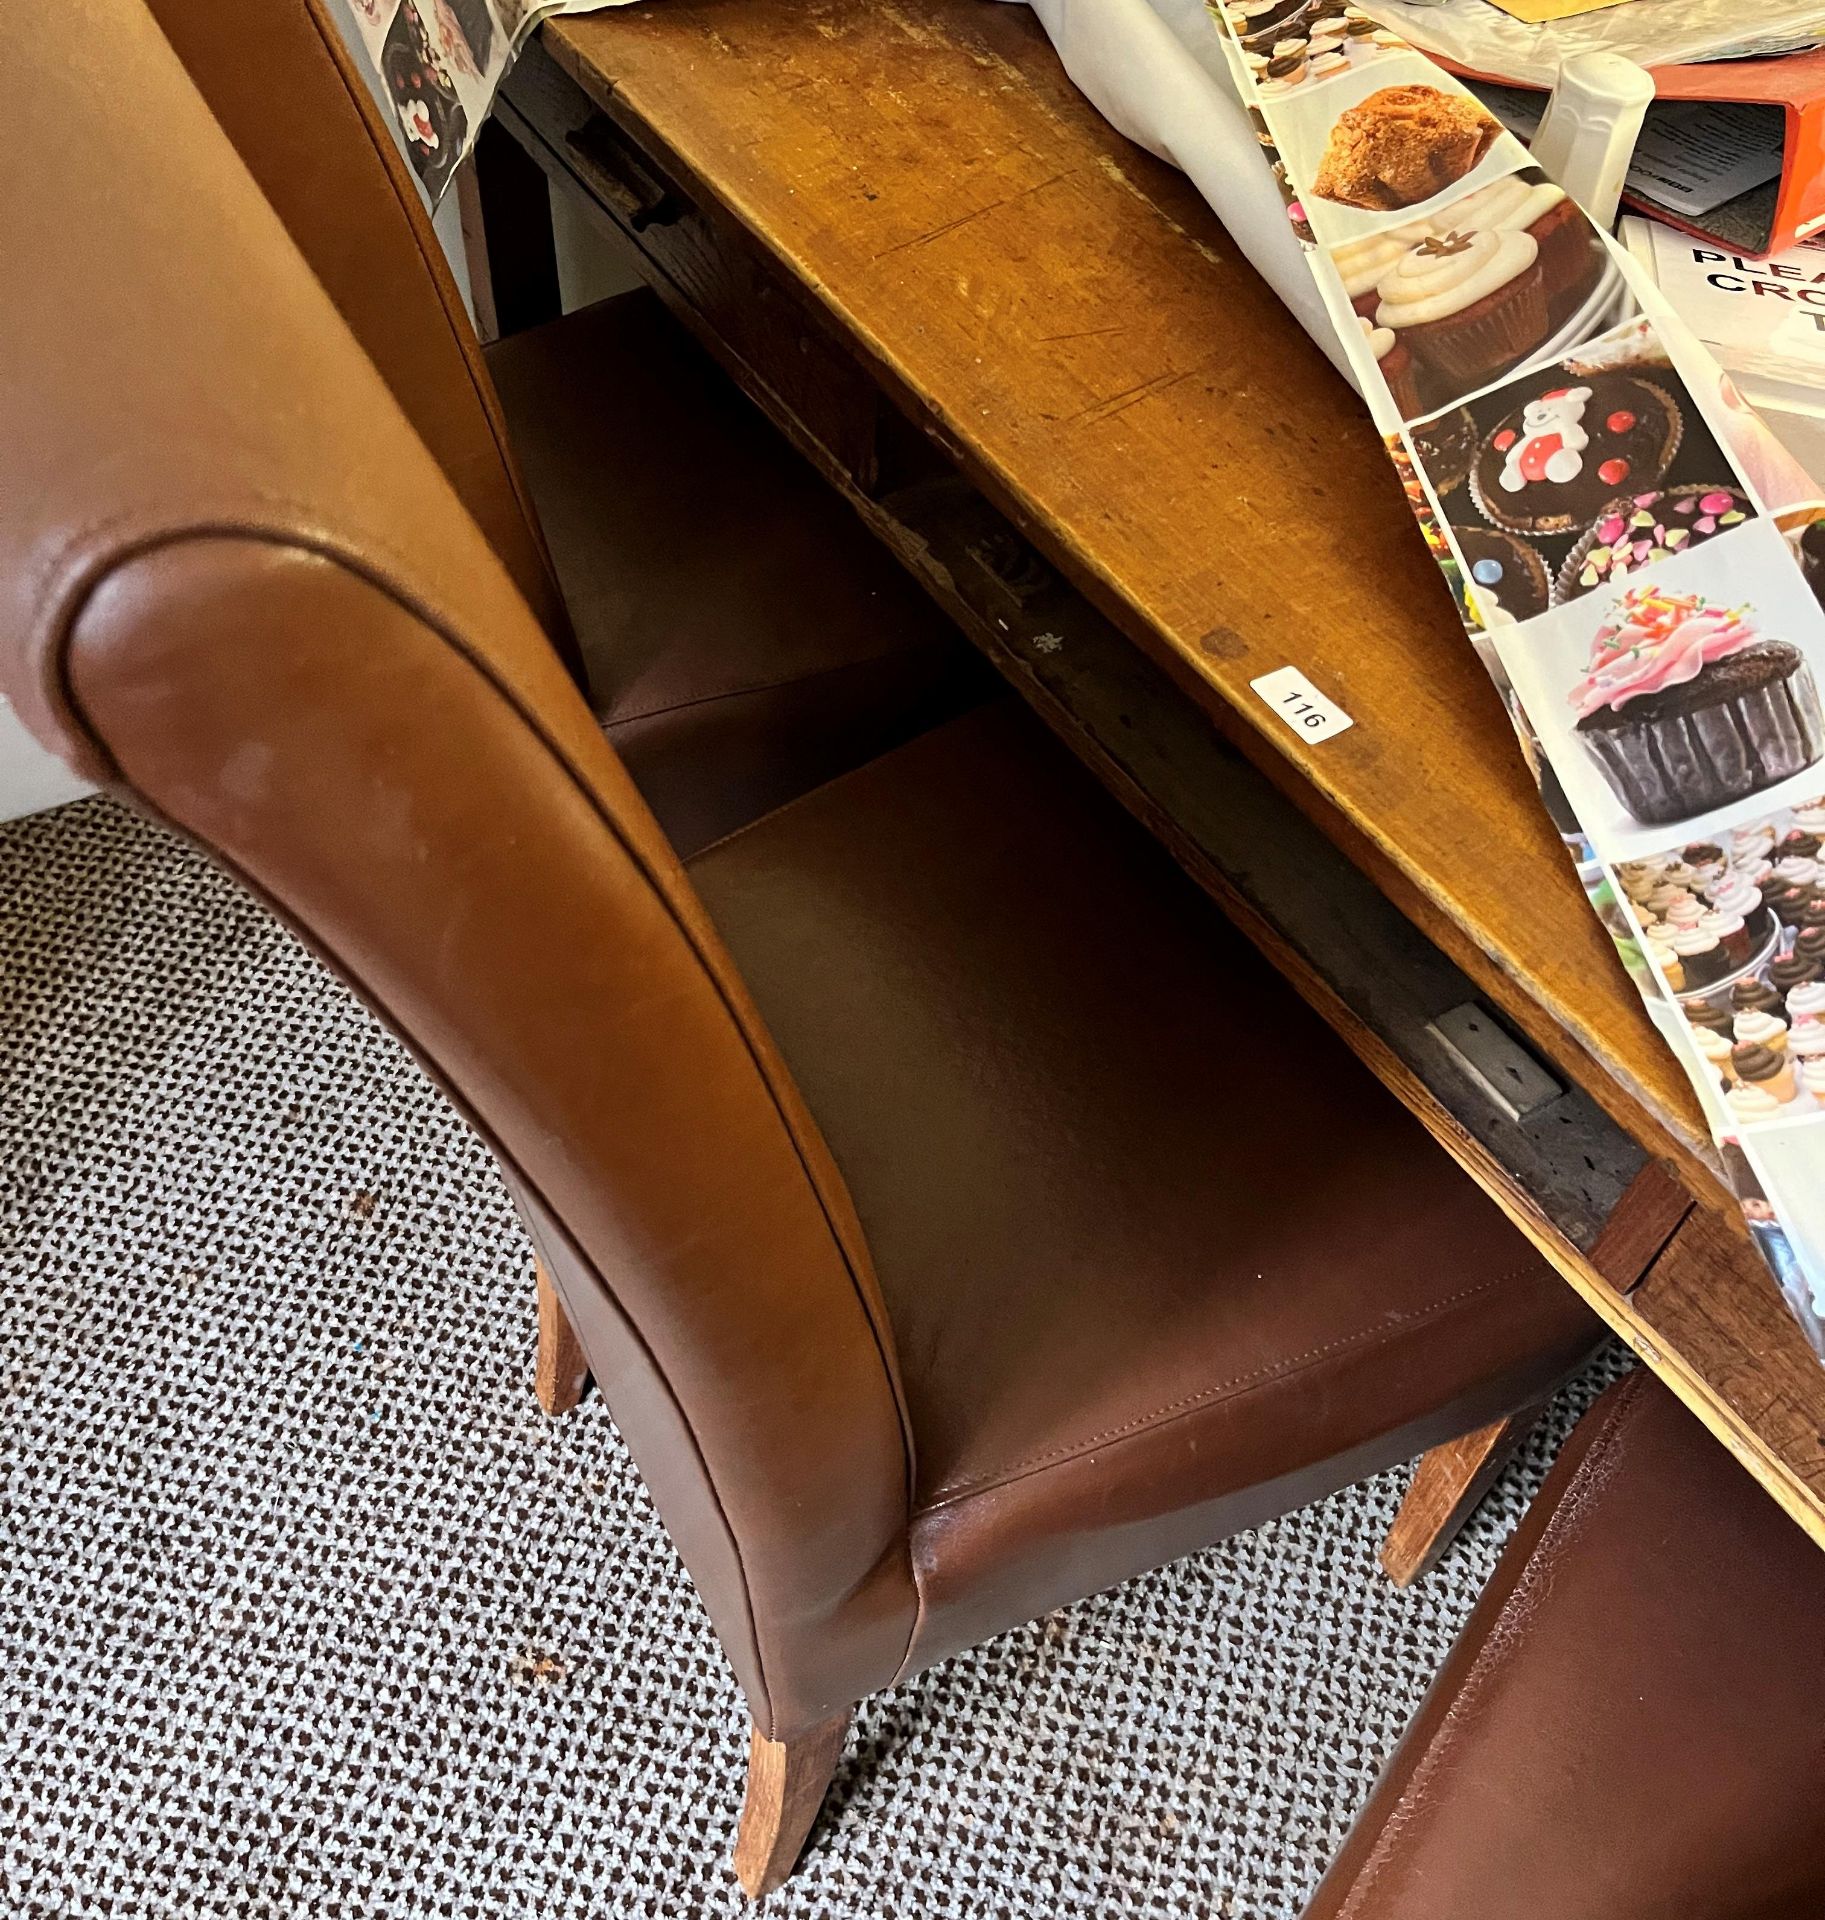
(1632, 51, 1825, 259)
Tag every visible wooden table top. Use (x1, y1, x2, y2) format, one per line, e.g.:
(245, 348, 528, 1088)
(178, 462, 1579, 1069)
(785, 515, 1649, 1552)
(544, 0, 1713, 1187)
(532, 0, 1825, 1542)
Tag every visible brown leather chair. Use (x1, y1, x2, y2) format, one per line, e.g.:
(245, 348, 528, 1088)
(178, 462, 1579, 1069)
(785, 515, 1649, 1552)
(1304, 1369, 1825, 1920)
(5, 0, 1595, 1894)
(141, 0, 985, 858)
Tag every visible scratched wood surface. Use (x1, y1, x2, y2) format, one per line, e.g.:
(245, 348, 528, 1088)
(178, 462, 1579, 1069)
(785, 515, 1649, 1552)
(542, 0, 1713, 1185)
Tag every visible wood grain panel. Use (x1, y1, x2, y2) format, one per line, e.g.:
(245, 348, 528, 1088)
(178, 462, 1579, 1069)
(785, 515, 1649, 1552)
(539, 0, 1707, 1174)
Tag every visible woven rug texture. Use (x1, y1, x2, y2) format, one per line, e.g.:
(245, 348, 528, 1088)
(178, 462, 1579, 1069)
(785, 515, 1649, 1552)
(0, 797, 1622, 1920)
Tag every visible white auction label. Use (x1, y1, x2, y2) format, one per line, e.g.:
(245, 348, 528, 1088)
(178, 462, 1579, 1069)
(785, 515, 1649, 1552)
(1249, 666, 1354, 743)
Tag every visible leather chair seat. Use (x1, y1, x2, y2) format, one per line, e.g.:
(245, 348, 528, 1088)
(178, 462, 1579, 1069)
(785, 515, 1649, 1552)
(487, 290, 987, 856)
(1304, 1369, 1825, 1920)
(689, 702, 1597, 1671)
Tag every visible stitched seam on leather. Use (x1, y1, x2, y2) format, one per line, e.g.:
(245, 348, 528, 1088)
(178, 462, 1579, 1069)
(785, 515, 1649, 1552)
(46, 527, 923, 1735)
(603, 642, 925, 731)
(685, 712, 973, 867)
(51, 647, 777, 1738)
(1327, 1372, 1647, 1920)
(35, 513, 916, 1461)
(919, 1263, 1545, 1510)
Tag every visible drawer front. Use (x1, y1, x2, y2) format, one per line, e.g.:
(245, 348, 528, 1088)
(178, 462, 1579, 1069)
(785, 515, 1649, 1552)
(500, 40, 879, 490)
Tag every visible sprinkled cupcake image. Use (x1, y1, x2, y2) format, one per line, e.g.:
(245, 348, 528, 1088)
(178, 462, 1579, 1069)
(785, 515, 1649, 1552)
(1558, 487, 1753, 599)
(1569, 587, 1825, 826)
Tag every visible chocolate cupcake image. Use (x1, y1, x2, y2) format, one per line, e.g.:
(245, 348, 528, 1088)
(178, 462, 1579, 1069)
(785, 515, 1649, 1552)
(1734, 976, 1787, 1021)
(1771, 953, 1821, 997)
(1471, 374, 1681, 537)
(1228, 0, 1306, 37)
(1457, 528, 1550, 627)
(1706, 870, 1774, 950)
(1769, 882, 1816, 927)
(1681, 995, 1736, 1037)
(1411, 406, 1477, 497)
(1732, 1041, 1798, 1104)
(381, 0, 466, 198)
(1311, 85, 1500, 213)
(1671, 927, 1729, 987)
(1372, 228, 1548, 398)
(1558, 487, 1754, 599)
(1568, 586, 1825, 827)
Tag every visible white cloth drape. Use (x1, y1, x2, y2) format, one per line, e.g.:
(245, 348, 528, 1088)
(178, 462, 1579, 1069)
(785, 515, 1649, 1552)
(993, 0, 1357, 384)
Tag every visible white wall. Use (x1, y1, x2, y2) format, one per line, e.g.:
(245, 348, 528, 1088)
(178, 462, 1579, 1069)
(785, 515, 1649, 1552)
(0, 701, 92, 822)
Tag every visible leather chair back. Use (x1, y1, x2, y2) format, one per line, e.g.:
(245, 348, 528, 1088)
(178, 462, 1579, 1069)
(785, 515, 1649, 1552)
(142, 0, 570, 646)
(0, 0, 918, 1739)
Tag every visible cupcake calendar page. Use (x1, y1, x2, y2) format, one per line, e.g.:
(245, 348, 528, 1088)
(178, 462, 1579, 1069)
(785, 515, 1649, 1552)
(336, 0, 638, 203)
(1207, 0, 1825, 1357)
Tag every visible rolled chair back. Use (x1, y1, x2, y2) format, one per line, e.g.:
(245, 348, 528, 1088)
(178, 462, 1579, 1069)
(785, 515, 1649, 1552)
(0, 0, 918, 1739)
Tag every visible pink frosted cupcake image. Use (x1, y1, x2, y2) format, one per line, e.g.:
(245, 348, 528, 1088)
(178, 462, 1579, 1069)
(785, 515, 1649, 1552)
(1568, 586, 1825, 826)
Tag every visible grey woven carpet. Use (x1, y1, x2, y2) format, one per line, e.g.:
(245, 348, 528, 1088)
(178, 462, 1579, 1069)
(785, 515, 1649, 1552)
(1, 796, 1621, 1920)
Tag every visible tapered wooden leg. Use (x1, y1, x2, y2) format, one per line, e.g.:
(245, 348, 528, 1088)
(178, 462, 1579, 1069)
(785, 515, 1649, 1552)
(533, 1258, 591, 1415)
(732, 1712, 849, 1898)
(1380, 1406, 1541, 1588)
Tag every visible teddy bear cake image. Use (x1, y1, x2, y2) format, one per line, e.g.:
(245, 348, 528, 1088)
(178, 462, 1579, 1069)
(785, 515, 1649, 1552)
(1568, 586, 1825, 826)
(1470, 377, 1683, 536)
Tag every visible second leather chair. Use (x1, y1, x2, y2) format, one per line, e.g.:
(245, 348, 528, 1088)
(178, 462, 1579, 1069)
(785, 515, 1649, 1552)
(1304, 1369, 1825, 1920)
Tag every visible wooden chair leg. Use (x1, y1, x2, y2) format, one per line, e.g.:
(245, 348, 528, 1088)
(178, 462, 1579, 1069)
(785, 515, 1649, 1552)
(1380, 1406, 1541, 1588)
(533, 1257, 591, 1415)
(732, 1711, 850, 1899)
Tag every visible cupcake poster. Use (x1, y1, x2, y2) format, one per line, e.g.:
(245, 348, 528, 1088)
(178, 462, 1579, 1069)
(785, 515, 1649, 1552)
(1207, 0, 1825, 1354)
(1615, 797, 1825, 1135)
(334, 0, 634, 203)
(1325, 170, 1634, 423)
(1480, 516, 1825, 861)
